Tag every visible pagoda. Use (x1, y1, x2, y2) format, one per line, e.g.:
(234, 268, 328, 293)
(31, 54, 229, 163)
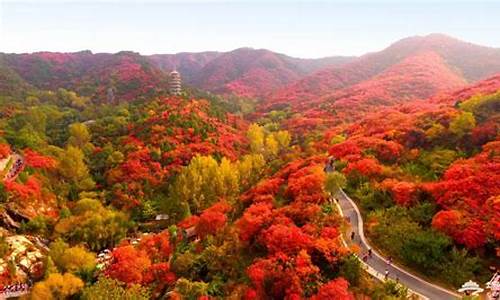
(169, 69, 182, 95)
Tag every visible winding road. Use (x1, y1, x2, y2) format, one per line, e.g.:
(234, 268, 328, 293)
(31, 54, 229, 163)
(334, 189, 460, 300)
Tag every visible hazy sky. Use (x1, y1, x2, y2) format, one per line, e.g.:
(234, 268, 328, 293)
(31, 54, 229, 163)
(1, 0, 499, 58)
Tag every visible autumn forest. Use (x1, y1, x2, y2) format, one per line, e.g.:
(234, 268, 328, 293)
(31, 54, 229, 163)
(0, 33, 499, 300)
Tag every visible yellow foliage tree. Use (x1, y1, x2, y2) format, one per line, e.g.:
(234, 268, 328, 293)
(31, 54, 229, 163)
(49, 239, 96, 275)
(246, 123, 291, 158)
(274, 130, 291, 149)
(425, 123, 446, 140)
(54, 198, 130, 251)
(30, 272, 84, 300)
(67, 123, 91, 149)
(449, 112, 476, 138)
(216, 157, 240, 198)
(170, 155, 241, 214)
(58, 146, 95, 191)
(265, 134, 279, 157)
(247, 123, 265, 154)
(237, 154, 265, 190)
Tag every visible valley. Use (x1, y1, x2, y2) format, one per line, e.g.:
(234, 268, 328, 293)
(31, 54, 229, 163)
(0, 34, 498, 299)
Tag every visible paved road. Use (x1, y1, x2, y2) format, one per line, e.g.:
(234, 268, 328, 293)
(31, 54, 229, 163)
(334, 189, 460, 300)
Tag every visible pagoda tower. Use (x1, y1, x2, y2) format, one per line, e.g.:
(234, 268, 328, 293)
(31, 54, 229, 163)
(169, 69, 182, 95)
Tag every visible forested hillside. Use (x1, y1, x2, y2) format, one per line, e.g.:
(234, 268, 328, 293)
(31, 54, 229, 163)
(268, 34, 500, 110)
(0, 34, 498, 299)
(1, 48, 353, 103)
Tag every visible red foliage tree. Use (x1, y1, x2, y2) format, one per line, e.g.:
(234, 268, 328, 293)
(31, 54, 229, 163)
(196, 210, 227, 238)
(246, 251, 319, 299)
(106, 245, 152, 284)
(424, 142, 499, 211)
(115, 148, 166, 186)
(142, 262, 176, 285)
(0, 143, 11, 159)
(138, 231, 172, 262)
(311, 278, 354, 300)
(279, 202, 321, 226)
(329, 141, 362, 161)
(460, 219, 487, 249)
(343, 157, 383, 177)
(286, 166, 326, 204)
(355, 137, 403, 163)
(244, 288, 258, 300)
(204, 201, 232, 214)
(431, 210, 462, 239)
(241, 178, 284, 204)
(23, 149, 56, 169)
(237, 202, 274, 242)
(432, 210, 488, 249)
(260, 224, 312, 254)
(312, 237, 348, 264)
(381, 179, 418, 206)
(4, 176, 42, 201)
(178, 215, 200, 230)
(192, 201, 232, 237)
(320, 227, 340, 240)
(483, 196, 500, 241)
(472, 122, 498, 146)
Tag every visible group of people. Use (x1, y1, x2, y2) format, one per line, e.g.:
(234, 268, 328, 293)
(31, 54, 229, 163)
(384, 257, 393, 280)
(360, 249, 398, 282)
(4, 157, 24, 181)
(361, 248, 373, 262)
(331, 159, 401, 284)
(323, 156, 336, 173)
(0, 282, 30, 295)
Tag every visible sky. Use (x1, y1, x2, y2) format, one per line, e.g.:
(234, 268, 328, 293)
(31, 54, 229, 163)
(1, 0, 500, 58)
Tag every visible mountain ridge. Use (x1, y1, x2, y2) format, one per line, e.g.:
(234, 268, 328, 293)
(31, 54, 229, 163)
(269, 33, 500, 107)
(0, 48, 354, 100)
(2, 34, 500, 102)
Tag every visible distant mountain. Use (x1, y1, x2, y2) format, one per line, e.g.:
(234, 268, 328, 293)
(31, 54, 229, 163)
(2, 34, 499, 104)
(0, 56, 33, 97)
(150, 49, 353, 96)
(148, 51, 221, 83)
(269, 34, 500, 109)
(277, 51, 471, 133)
(1, 48, 353, 101)
(188, 48, 354, 97)
(2, 51, 170, 101)
(318, 51, 467, 113)
(389, 34, 500, 81)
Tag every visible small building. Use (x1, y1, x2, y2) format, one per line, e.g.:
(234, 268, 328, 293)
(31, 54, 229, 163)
(155, 214, 169, 221)
(458, 280, 484, 296)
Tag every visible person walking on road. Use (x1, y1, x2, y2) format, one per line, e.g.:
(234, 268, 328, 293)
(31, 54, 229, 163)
(368, 248, 372, 258)
(350, 232, 355, 241)
(384, 269, 389, 280)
